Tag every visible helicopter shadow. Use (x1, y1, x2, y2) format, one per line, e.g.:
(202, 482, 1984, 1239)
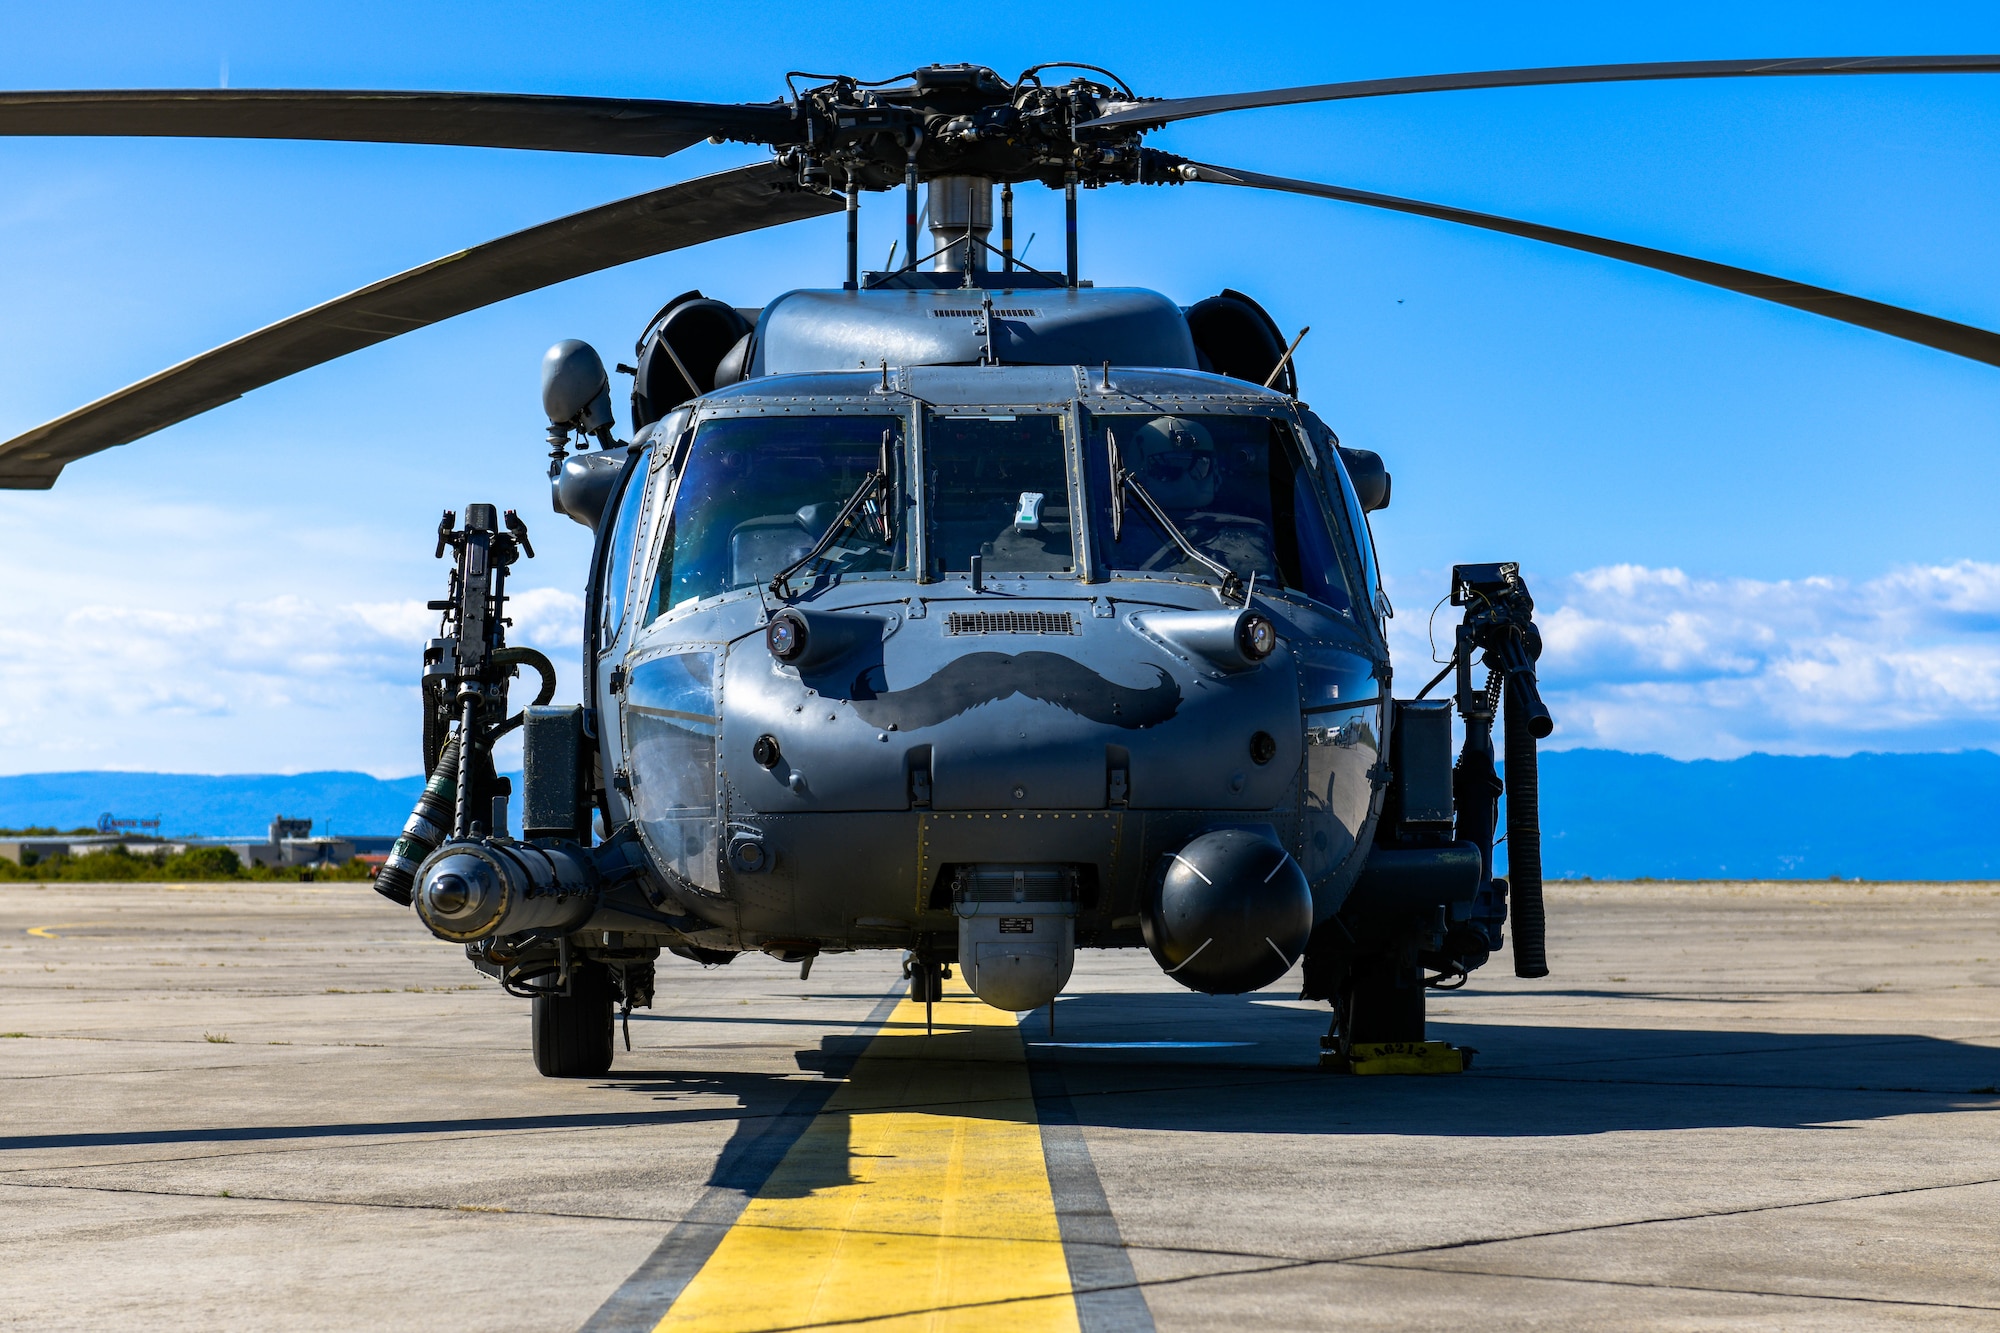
(1024, 988, 2000, 1139)
(586, 988, 1999, 1210)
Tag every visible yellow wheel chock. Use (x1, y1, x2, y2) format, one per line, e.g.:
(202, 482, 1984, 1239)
(1320, 1040, 1474, 1074)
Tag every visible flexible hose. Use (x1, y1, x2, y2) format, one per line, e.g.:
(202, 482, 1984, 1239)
(1504, 683, 1550, 978)
(492, 647, 557, 707)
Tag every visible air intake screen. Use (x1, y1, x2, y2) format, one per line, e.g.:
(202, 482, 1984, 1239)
(946, 610, 1076, 635)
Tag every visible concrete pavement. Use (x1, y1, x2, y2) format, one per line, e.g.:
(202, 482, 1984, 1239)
(2, 878, 1997, 1330)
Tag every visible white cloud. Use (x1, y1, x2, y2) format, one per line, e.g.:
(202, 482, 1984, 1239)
(6, 483, 1996, 774)
(0, 582, 584, 777)
(1391, 561, 2000, 759)
(0, 486, 594, 776)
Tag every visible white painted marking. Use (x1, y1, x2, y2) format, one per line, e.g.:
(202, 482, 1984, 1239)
(1163, 937, 1212, 974)
(1029, 1041, 1253, 1050)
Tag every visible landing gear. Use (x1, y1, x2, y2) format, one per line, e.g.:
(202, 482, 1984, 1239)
(531, 963, 615, 1078)
(906, 953, 950, 1003)
(1305, 937, 1473, 1074)
(904, 951, 952, 1035)
(1315, 949, 1425, 1066)
(1346, 952, 1426, 1044)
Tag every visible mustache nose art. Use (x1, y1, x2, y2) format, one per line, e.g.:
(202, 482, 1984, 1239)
(850, 651, 1182, 731)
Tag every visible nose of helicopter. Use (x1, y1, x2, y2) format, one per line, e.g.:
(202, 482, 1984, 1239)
(714, 596, 1305, 815)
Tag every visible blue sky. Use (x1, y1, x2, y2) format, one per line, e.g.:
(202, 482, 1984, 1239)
(2, 1, 1998, 774)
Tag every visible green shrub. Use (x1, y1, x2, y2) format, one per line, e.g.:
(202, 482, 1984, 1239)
(0, 844, 379, 883)
(50, 847, 159, 881)
(162, 846, 243, 880)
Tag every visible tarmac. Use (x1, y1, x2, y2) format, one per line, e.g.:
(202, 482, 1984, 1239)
(2, 878, 1998, 1330)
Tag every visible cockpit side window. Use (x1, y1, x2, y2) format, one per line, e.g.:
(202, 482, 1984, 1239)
(1306, 412, 1382, 627)
(1085, 413, 1355, 614)
(596, 443, 655, 656)
(646, 414, 905, 621)
(925, 414, 1074, 575)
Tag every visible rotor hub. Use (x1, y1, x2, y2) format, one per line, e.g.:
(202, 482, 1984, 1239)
(771, 64, 1176, 193)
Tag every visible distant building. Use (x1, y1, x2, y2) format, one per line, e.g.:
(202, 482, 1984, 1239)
(0, 834, 139, 865)
(0, 814, 394, 869)
(208, 817, 394, 870)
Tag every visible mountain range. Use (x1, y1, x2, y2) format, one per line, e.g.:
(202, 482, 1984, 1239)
(3, 749, 1996, 880)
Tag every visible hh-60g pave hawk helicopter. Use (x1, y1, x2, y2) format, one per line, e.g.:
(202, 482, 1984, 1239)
(7, 57, 2000, 1077)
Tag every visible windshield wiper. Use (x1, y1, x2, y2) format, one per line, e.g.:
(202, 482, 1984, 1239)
(770, 429, 897, 600)
(1107, 427, 1248, 604)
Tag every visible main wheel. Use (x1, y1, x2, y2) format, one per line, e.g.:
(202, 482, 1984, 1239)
(531, 964, 615, 1078)
(1346, 952, 1425, 1044)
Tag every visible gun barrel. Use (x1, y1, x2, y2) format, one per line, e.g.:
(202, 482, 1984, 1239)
(1505, 668, 1554, 739)
(374, 735, 461, 906)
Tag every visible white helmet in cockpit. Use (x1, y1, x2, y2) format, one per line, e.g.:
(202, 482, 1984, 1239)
(1127, 415, 1218, 510)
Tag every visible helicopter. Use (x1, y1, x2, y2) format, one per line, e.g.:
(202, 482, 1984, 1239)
(5, 57, 1998, 1078)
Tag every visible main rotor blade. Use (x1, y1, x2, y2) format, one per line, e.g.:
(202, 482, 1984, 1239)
(0, 162, 838, 488)
(1178, 160, 2000, 370)
(0, 88, 795, 156)
(1085, 55, 2000, 130)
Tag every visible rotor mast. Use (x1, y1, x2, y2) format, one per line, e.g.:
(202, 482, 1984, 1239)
(927, 176, 992, 274)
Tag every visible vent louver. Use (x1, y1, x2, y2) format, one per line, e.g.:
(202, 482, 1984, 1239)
(946, 610, 1077, 635)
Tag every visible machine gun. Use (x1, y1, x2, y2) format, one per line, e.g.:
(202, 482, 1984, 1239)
(375, 503, 667, 1072)
(375, 503, 553, 905)
(1445, 561, 1554, 979)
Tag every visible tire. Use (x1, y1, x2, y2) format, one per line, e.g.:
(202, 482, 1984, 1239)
(908, 957, 948, 1003)
(531, 964, 615, 1078)
(1346, 953, 1425, 1044)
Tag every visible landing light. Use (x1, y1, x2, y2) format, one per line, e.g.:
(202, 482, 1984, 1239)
(1238, 613, 1277, 661)
(767, 612, 807, 662)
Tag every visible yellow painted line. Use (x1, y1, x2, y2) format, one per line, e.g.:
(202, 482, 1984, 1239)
(24, 922, 115, 939)
(656, 981, 1078, 1333)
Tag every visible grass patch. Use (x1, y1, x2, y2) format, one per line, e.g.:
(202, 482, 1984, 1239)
(203, 1033, 232, 1043)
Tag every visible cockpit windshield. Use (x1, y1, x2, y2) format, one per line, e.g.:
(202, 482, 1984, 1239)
(646, 415, 905, 621)
(926, 414, 1074, 575)
(1085, 413, 1355, 613)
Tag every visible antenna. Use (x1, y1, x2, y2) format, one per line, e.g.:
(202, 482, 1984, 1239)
(1263, 326, 1311, 389)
